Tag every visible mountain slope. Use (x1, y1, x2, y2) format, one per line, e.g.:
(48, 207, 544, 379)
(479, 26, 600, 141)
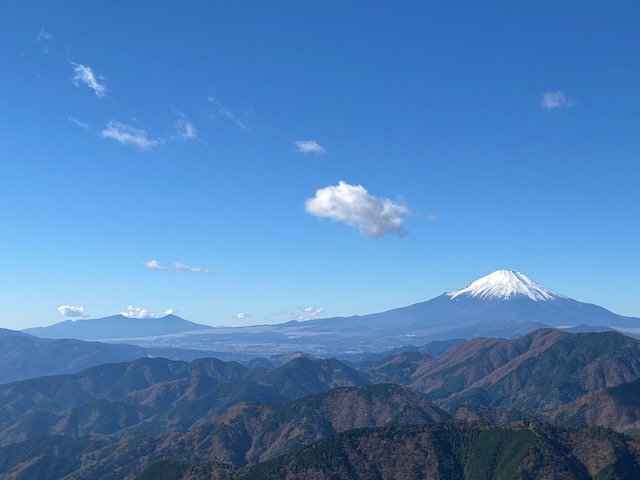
(0, 356, 369, 445)
(551, 377, 640, 432)
(135, 423, 640, 480)
(408, 329, 640, 411)
(160, 384, 450, 466)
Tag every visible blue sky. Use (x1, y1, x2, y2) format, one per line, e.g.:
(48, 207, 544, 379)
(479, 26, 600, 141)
(1, 2, 639, 329)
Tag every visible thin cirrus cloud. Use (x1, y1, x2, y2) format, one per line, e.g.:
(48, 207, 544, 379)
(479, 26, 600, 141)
(541, 90, 575, 110)
(305, 181, 410, 239)
(146, 260, 210, 274)
(68, 116, 89, 130)
(101, 113, 198, 150)
(145, 260, 167, 271)
(57, 305, 86, 317)
(100, 121, 159, 150)
(295, 140, 326, 155)
(71, 62, 107, 98)
(207, 95, 250, 132)
(121, 305, 154, 319)
(174, 262, 210, 274)
(173, 113, 197, 140)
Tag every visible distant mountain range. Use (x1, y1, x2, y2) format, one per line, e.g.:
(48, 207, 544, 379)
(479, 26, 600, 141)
(20, 270, 639, 358)
(22, 314, 208, 341)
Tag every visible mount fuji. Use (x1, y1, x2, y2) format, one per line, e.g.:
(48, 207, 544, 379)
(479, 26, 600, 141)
(295, 270, 640, 338)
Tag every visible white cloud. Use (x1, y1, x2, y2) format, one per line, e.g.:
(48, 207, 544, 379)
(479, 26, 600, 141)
(100, 121, 159, 150)
(174, 262, 210, 274)
(174, 113, 197, 140)
(121, 305, 154, 319)
(236, 312, 245, 319)
(57, 305, 85, 317)
(164, 309, 177, 315)
(541, 90, 575, 110)
(145, 260, 167, 271)
(305, 181, 409, 238)
(299, 306, 324, 320)
(71, 63, 107, 98)
(208, 95, 250, 132)
(295, 140, 326, 155)
(68, 116, 89, 130)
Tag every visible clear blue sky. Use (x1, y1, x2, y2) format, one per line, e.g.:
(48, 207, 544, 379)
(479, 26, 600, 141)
(1, 1, 639, 329)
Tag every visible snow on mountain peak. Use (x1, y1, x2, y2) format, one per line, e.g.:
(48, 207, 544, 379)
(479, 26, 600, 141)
(446, 270, 563, 301)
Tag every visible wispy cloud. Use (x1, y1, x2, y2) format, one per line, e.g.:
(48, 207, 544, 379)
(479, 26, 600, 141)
(174, 262, 210, 274)
(305, 181, 410, 239)
(273, 306, 325, 322)
(145, 259, 167, 271)
(295, 140, 326, 155)
(57, 305, 86, 317)
(208, 95, 250, 132)
(121, 305, 154, 319)
(36, 29, 54, 43)
(173, 112, 197, 140)
(71, 62, 107, 98)
(100, 121, 159, 150)
(299, 306, 324, 320)
(68, 116, 90, 130)
(541, 90, 575, 110)
(36, 28, 55, 54)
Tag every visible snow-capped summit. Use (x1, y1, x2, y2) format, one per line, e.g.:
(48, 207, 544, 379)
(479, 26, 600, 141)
(446, 270, 563, 301)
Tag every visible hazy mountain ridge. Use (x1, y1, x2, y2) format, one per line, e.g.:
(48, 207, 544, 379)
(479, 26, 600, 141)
(0, 356, 367, 446)
(0, 327, 260, 385)
(0, 329, 146, 384)
(22, 314, 209, 341)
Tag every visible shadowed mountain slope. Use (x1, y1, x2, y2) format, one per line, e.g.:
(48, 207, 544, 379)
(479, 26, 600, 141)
(134, 423, 640, 480)
(408, 329, 640, 411)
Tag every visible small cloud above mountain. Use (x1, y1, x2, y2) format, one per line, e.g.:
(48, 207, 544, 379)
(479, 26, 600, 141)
(57, 305, 86, 317)
(121, 305, 154, 319)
